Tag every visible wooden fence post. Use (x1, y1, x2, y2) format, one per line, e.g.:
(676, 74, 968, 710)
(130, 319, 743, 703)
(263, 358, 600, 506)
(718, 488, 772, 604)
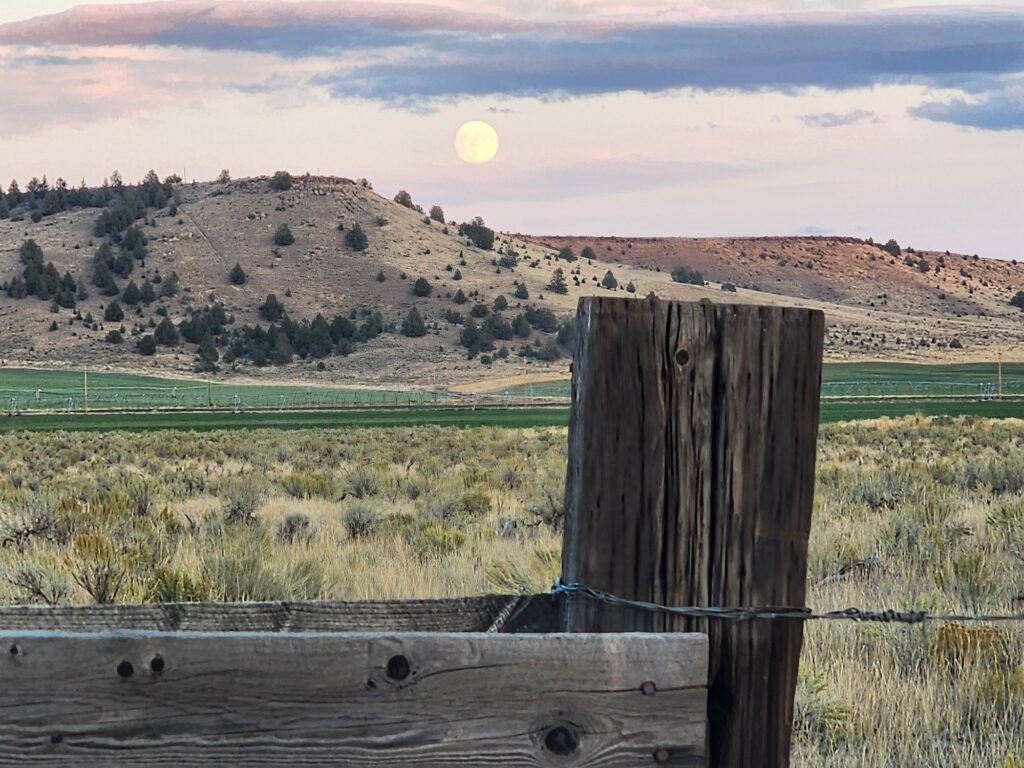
(560, 297, 824, 768)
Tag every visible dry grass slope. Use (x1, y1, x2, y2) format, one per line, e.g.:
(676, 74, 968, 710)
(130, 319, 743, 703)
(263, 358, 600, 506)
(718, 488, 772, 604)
(4, 175, 1024, 389)
(524, 233, 1024, 363)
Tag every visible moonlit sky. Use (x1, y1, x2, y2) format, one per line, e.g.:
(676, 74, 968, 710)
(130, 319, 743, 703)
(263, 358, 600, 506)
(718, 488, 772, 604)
(1, 2, 1023, 258)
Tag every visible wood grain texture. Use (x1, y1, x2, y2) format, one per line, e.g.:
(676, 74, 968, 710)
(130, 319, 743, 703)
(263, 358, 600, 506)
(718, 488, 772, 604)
(560, 297, 823, 768)
(0, 631, 707, 766)
(0, 596, 546, 634)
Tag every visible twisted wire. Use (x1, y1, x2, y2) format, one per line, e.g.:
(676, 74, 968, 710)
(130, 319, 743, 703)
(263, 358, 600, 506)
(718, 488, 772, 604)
(552, 580, 1024, 624)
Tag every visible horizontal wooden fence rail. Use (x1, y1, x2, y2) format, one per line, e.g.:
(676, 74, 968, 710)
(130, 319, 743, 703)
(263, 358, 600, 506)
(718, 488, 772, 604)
(0, 595, 559, 634)
(0, 630, 707, 767)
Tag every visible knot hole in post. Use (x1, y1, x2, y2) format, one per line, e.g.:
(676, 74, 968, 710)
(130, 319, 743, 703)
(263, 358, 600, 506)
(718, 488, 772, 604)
(385, 654, 411, 681)
(150, 656, 165, 674)
(544, 724, 581, 757)
(674, 349, 690, 366)
(116, 661, 134, 679)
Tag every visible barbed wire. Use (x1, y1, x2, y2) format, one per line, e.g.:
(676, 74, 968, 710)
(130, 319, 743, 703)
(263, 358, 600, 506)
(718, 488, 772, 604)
(552, 580, 1024, 624)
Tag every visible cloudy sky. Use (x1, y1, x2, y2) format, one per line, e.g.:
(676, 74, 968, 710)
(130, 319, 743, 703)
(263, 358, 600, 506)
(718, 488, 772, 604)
(0, 1, 1022, 258)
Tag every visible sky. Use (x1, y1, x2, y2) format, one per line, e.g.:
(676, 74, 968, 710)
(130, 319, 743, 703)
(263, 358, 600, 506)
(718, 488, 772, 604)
(0, 1, 1022, 259)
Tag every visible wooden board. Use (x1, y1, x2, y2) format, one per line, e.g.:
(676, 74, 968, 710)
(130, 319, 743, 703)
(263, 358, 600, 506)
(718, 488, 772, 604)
(0, 595, 558, 634)
(561, 297, 823, 768)
(0, 631, 707, 767)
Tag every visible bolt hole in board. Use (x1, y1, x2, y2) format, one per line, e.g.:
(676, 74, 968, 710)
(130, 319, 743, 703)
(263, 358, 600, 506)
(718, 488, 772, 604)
(0, 631, 707, 766)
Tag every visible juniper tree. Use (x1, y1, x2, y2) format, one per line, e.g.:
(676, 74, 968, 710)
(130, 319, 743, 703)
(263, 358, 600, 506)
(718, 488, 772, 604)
(345, 223, 368, 251)
(458, 217, 494, 250)
(548, 268, 569, 295)
(270, 171, 292, 191)
(154, 316, 179, 346)
(196, 334, 219, 371)
(512, 313, 531, 338)
(272, 335, 294, 365)
(259, 293, 285, 322)
(273, 224, 295, 246)
(121, 280, 142, 305)
(104, 301, 124, 322)
(160, 271, 180, 298)
(401, 307, 427, 337)
(137, 334, 157, 356)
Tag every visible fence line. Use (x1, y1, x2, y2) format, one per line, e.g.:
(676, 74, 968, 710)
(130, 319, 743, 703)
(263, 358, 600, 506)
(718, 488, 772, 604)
(552, 581, 1024, 625)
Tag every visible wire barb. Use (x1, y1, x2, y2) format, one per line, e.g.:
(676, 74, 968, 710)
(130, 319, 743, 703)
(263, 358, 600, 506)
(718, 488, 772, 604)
(552, 580, 1024, 624)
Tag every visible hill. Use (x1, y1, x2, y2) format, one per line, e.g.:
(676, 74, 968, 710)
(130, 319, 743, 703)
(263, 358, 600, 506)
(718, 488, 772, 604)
(520, 233, 1024, 360)
(2, 173, 1023, 386)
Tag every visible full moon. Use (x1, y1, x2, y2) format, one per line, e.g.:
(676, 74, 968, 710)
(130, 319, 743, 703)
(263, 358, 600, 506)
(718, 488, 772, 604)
(455, 121, 499, 164)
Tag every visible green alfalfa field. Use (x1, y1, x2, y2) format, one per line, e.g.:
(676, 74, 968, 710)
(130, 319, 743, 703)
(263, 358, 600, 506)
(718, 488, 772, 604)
(5, 362, 1024, 432)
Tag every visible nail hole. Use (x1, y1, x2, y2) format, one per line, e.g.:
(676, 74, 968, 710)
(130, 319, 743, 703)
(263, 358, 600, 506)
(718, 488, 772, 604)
(385, 654, 410, 681)
(50, 734, 63, 745)
(150, 656, 165, 674)
(641, 681, 657, 696)
(9, 643, 21, 656)
(675, 349, 690, 366)
(544, 725, 580, 756)
(654, 748, 671, 763)
(116, 661, 134, 679)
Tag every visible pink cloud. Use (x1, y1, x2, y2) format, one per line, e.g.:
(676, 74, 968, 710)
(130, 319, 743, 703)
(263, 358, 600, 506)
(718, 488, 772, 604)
(0, 0, 866, 49)
(0, 44, 321, 135)
(0, 2, 201, 45)
(0, 1, 540, 47)
(2, 0, 1012, 52)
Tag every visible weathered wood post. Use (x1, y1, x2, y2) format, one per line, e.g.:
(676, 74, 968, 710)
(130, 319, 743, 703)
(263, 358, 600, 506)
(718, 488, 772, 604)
(561, 297, 824, 768)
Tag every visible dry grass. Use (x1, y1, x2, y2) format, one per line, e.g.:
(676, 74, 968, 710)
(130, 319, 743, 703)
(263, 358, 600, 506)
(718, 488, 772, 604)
(797, 416, 1024, 766)
(0, 426, 566, 606)
(1, 417, 1023, 764)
